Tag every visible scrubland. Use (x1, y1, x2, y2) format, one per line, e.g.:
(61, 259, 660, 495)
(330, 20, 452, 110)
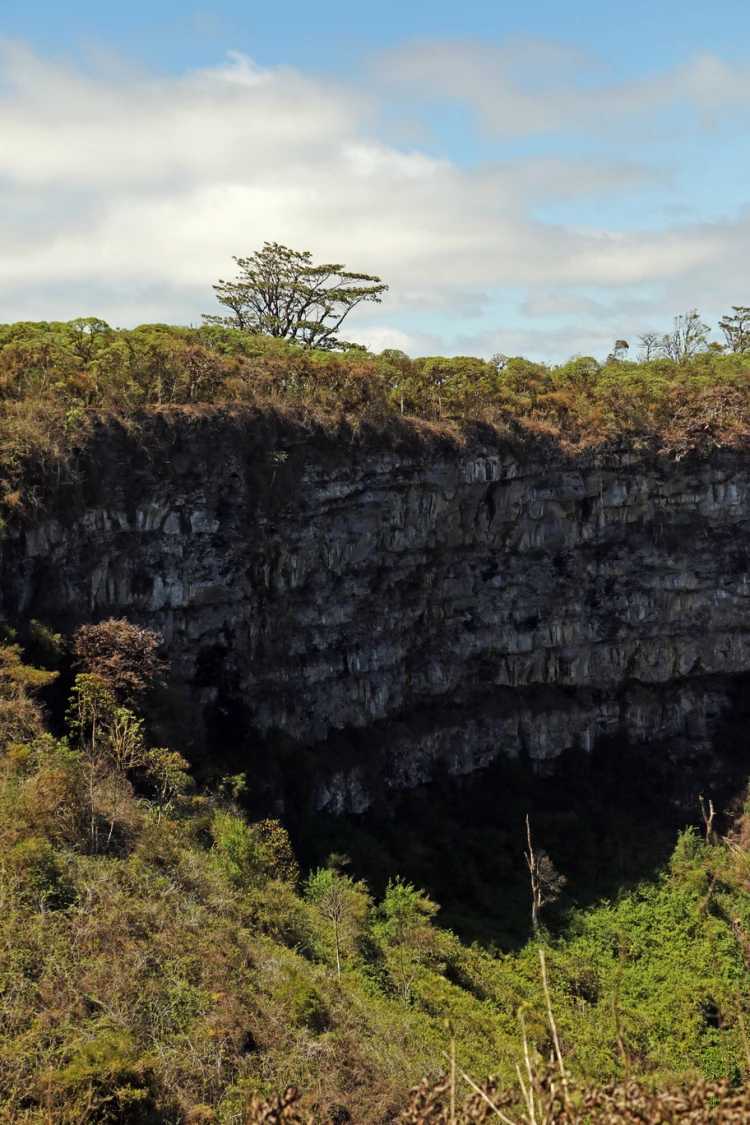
(2, 618, 750, 1122)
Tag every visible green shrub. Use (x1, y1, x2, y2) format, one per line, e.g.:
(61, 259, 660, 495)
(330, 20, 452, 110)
(276, 972, 329, 1032)
(212, 809, 268, 890)
(6, 835, 71, 909)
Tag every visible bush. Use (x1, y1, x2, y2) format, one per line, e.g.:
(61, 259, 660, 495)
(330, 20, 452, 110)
(212, 809, 268, 890)
(5, 835, 71, 909)
(276, 972, 329, 1032)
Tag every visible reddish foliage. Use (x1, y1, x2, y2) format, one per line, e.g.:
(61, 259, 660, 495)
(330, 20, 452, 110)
(72, 618, 167, 703)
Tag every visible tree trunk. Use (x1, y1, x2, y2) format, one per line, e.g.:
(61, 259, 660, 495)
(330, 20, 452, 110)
(526, 814, 540, 932)
(333, 920, 341, 979)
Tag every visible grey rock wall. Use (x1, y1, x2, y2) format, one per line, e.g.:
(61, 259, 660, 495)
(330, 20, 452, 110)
(2, 412, 749, 812)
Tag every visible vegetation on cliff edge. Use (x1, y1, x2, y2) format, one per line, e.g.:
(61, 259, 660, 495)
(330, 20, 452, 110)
(3, 317, 750, 523)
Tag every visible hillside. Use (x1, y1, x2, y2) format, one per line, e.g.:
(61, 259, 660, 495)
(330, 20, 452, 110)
(3, 625, 750, 1123)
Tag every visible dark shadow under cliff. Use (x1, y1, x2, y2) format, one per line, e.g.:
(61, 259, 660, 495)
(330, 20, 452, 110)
(291, 723, 750, 947)
(185, 670, 750, 949)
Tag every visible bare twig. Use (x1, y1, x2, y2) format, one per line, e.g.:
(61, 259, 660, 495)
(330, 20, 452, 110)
(440, 1048, 521, 1125)
(460, 1069, 521, 1125)
(518, 1008, 538, 1125)
(539, 949, 570, 1107)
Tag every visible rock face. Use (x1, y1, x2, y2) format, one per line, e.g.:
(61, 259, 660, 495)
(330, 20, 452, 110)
(2, 410, 750, 812)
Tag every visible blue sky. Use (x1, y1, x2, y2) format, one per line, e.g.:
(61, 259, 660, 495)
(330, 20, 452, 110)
(8, 0, 750, 78)
(3, 0, 750, 359)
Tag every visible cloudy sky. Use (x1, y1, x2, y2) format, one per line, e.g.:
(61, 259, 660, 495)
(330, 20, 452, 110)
(3, 0, 750, 360)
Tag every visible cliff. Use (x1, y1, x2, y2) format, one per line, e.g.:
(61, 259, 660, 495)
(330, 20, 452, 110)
(2, 408, 749, 812)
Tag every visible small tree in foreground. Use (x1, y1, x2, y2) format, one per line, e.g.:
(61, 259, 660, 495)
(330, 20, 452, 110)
(251, 818, 300, 885)
(304, 862, 371, 977)
(377, 876, 440, 1001)
(66, 673, 118, 852)
(66, 674, 151, 850)
(145, 748, 192, 823)
(204, 242, 388, 350)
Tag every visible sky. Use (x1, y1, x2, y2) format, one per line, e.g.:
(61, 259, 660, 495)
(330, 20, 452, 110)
(3, 0, 750, 361)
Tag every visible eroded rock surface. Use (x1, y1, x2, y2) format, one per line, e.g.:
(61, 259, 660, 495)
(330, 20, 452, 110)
(3, 411, 749, 811)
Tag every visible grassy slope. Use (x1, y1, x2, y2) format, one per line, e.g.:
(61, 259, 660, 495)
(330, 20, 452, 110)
(3, 686, 750, 1123)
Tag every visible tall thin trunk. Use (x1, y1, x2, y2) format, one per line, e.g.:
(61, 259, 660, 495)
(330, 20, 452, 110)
(526, 814, 540, 932)
(88, 759, 97, 855)
(333, 919, 341, 979)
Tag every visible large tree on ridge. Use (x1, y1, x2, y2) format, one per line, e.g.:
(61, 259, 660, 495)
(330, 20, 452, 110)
(204, 241, 388, 350)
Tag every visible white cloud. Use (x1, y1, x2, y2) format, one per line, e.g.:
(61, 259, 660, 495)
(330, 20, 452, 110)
(520, 292, 657, 321)
(356, 325, 441, 354)
(374, 38, 750, 140)
(1, 37, 750, 358)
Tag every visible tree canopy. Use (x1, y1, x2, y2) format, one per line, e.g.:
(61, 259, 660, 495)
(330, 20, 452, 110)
(203, 241, 388, 350)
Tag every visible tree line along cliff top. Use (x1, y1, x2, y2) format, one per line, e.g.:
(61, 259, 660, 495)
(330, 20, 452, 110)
(2, 316, 750, 523)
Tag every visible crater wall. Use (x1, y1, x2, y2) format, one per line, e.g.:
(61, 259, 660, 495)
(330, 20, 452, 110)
(3, 411, 749, 811)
